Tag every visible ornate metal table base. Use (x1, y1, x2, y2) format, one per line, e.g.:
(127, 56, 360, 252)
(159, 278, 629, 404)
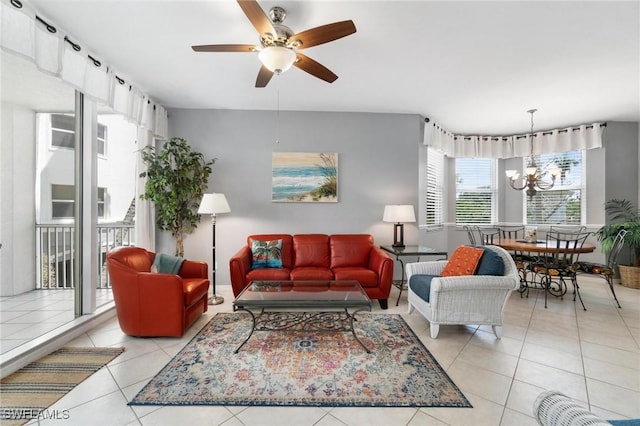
(233, 309, 372, 354)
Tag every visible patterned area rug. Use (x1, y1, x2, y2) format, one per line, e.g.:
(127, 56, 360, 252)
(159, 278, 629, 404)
(0, 347, 125, 425)
(130, 313, 471, 408)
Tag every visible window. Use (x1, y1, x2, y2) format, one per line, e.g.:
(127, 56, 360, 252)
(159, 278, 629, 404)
(526, 151, 584, 225)
(455, 158, 497, 224)
(52, 184, 105, 219)
(424, 147, 444, 227)
(50, 114, 106, 155)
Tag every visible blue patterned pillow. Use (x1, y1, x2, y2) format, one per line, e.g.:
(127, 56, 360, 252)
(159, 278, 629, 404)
(251, 240, 268, 269)
(251, 239, 283, 269)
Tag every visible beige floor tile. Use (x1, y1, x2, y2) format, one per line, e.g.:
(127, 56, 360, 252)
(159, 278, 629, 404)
(467, 329, 524, 357)
(40, 390, 138, 426)
(456, 343, 519, 377)
(138, 405, 234, 425)
(524, 329, 582, 356)
(587, 378, 640, 418)
(333, 407, 419, 426)
(579, 327, 639, 352)
(107, 348, 172, 389)
(520, 342, 584, 375)
(581, 341, 640, 370)
(500, 408, 538, 426)
(505, 379, 547, 417)
(514, 359, 587, 402)
(447, 359, 512, 405)
(584, 356, 640, 391)
(407, 410, 450, 425)
(420, 392, 504, 426)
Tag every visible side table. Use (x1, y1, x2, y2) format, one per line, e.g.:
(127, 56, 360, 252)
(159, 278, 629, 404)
(380, 245, 448, 306)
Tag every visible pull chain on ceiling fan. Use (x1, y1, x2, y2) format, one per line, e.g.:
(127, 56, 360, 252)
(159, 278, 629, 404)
(192, 0, 356, 88)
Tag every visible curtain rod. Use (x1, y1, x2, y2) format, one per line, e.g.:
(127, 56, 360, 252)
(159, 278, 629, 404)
(455, 122, 607, 141)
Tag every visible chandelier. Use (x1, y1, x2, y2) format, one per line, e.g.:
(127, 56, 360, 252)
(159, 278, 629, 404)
(505, 109, 561, 197)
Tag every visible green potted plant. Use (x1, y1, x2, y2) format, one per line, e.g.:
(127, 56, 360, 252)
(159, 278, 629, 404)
(139, 137, 215, 257)
(596, 199, 640, 288)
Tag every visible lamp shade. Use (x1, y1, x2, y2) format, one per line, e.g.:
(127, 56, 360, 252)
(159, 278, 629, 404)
(198, 193, 230, 215)
(258, 46, 296, 73)
(383, 205, 416, 223)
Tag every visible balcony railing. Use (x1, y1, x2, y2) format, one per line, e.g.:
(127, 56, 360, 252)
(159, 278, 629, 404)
(35, 223, 134, 289)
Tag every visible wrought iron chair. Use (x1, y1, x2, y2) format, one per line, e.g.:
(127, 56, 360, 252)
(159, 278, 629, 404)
(575, 229, 628, 308)
(477, 227, 501, 245)
(499, 225, 532, 295)
(463, 225, 479, 245)
(530, 230, 590, 309)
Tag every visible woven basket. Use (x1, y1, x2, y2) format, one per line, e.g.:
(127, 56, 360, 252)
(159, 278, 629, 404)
(619, 265, 640, 289)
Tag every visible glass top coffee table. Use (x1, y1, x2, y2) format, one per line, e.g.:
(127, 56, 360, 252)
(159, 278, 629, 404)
(232, 280, 372, 353)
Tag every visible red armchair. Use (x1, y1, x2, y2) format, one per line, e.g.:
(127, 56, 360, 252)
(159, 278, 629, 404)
(106, 246, 210, 337)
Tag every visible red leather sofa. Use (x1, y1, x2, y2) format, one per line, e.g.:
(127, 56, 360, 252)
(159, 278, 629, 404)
(229, 234, 394, 309)
(106, 246, 210, 337)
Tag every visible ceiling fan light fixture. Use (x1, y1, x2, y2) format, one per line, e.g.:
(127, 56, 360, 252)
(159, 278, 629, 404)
(258, 46, 296, 74)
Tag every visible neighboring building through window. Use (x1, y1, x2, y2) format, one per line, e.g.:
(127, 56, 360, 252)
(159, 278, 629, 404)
(526, 150, 584, 225)
(52, 184, 105, 219)
(50, 113, 107, 155)
(424, 147, 444, 228)
(455, 157, 497, 224)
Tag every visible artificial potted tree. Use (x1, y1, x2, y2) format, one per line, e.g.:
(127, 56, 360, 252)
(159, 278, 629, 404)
(139, 137, 215, 257)
(596, 199, 640, 288)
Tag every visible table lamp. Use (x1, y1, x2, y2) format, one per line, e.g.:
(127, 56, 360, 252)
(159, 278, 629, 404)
(198, 193, 231, 305)
(383, 205, 416, 248)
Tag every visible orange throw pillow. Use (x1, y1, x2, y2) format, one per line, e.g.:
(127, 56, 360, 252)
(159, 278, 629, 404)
(441, 245, 485, 277)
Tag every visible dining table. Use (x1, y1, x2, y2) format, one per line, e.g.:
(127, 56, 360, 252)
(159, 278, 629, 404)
(492, 238, 596, 308)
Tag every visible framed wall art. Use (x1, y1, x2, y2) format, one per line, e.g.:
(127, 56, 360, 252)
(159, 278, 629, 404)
(272, 152, 338, 203)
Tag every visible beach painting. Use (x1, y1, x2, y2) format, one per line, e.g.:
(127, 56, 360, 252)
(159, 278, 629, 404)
(272, 152, 338, 202)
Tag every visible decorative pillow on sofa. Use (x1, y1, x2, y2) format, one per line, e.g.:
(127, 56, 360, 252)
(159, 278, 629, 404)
(474, 246, 505, 276)
(441, 245, 484, 277)
(251, 239, 283, 269)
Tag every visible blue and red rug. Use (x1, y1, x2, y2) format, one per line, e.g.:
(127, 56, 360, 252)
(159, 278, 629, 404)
(130, 313, 471, 408)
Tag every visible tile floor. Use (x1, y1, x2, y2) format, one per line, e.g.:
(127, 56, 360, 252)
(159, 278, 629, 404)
(0, 289, 114, 354)
(12, 276, 640, 425)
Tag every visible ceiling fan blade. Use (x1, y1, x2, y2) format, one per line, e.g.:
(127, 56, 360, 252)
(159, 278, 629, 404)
(255, 65, 274, 88)
(294, 53, 338, 83)
(290, 20, 356, 49)
(192, 44, 256, 52)
(237, 0, 275, 36)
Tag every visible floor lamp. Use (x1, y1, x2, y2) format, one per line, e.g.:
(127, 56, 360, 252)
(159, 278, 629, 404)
(198, 193, 230, 305)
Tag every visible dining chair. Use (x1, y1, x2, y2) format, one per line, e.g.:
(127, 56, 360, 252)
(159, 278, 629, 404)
(463, 225, 479, 245)
(477, 227, 501, 245)
(499, 225, 531, 293)
(532, 230, 591, 309)
(575, 229, 628, 308)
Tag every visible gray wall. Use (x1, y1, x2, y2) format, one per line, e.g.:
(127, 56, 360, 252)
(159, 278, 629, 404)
(164, 109, 423, 287)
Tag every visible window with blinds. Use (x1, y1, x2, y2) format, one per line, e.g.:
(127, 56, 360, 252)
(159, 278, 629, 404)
(525, 151, 584, 225)
(455, 157, 497, 224)
(425, 147, 444, 227)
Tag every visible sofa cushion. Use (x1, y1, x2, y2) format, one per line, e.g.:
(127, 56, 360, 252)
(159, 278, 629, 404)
(246, 267, 291, 283)
(182, 278, 209, 306)
(290, 267, 334, 280)
(248, 234, 293, 269)
(408, 275, 437, 302)
(151, 253, 184, 274)
(474, 247, 505, 276)
(330, 234, 373, 268)
(293, 234, 330, 268)
(441, 245, 484, 277)
(332, 267, 377, 287)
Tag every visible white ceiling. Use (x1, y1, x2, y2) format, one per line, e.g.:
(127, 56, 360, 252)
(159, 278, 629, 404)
(7, 0, 640, 135)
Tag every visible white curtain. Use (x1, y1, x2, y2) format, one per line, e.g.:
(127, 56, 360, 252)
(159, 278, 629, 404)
(134, 128, 155, 251)
(0, 0, 168, 139)
(424, 121, 605, 159)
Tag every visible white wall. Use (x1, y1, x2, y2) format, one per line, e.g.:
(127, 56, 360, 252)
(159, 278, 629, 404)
(164, 109, 423, 286)
(1, 103, 36, 296)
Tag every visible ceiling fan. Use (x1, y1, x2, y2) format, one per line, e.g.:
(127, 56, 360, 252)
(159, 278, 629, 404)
(192, 0, 356, 88)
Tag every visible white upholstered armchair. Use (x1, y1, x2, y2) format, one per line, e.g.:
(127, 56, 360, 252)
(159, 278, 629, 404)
(406, 245, 519, 339)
